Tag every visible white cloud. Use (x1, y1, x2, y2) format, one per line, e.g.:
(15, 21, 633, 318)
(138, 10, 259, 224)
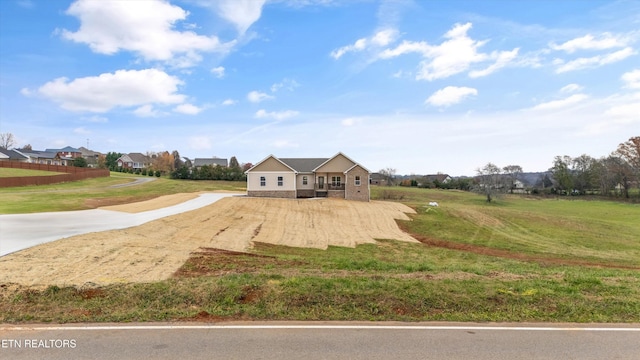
(271, 78, 300, 92)
(254, 109, 299, 120)
(36, 69, 185, 112)
(530, 94, 589, 111)
(173, 103, 203, 115)
(605, 102, 640, 119)
(61, 0, 232, 67)
(555, 47, 636, 73)
(247, 90, 274, 103)
(189, 136, 212, 150)
(341, 117, 363, 126)
(133, 104, 162, 118)
(560, 84, 584, 93)
(622, 69, 640, 89)
(209, 0, 267, 34)
(550, 33, 629, 53)
(331, 28, 399, 59)
(378, 23, 518, 81)
(211, 66, 225, 78)
(222, 99, 237, 106)
(426, 86, 477, 107)
(469, 48, 519, 78)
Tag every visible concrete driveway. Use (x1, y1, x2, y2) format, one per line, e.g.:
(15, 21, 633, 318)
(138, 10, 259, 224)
(0, 193, 239, 257)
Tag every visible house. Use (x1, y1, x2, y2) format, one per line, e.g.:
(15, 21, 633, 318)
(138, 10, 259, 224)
(116, 153, 151, 170)
(78, 147, 102, 167)
(0, 148, 29, 162)
(245, 152, 370, 201)
(422, 174, 452, 185)
(45, 146, 82, 159)
(193, 158, 228, 168)
(16, 150, 65, 165)
(369, 173, 388, 186)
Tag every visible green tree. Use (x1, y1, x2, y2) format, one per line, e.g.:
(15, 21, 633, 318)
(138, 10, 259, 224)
(475, 162, 503, 202)
(105, 152, 122, 170)
(550, 156, 574, 194)
(72, 157, 88, 167)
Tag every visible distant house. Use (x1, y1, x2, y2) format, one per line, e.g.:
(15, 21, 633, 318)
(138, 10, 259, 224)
(369, 173, 388, 186)
(193, 158, 228, 168)
(78, 147, 102, 167)
(116, 153, 151, 170)
(0, 148, 29, 162)
(16, 150, 65, 165)
(422, 174, 452, 185)
(245, 152, 370, 201)
(45, 146, 82, 160)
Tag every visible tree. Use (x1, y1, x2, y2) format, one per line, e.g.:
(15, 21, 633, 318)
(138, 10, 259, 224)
(550, 156, 574, 194)
(616, 136, 640, 194)
(72, 157, 88, 167)
(475, 162, 503, 202)
(229, 156, 240, 170)
(378, 168, 396, 186)
(151, 151, 174, 174)
(0, 132, 16, 149)
(572, 154, 596, 194)
(502, 164, 523, 193)
(20, 144, 32, 151)
(172, 150, 183, 170)
(105, 152, 122, 169)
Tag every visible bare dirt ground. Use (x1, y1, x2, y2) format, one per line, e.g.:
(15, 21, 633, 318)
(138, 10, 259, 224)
(0, 196, 416, 288)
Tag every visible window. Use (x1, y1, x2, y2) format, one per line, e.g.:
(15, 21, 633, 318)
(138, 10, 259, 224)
(260, 176, 266, 186)
(331, 176, 341, 186)
(278, 176, 283, 186)
(355, 175, 361, 186)
(302, 176, 308, 185)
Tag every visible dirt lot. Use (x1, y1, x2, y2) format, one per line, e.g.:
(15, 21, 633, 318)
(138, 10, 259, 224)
(0, 196, 416, 288)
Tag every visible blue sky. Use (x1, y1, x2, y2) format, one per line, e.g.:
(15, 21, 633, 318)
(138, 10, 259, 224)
(1, 0, 638, 175)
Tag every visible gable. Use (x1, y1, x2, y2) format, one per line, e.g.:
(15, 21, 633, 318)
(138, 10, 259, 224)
(314, 153, 356, 173)
(248, 155, 295, 172)
(345, 164, 370, 175)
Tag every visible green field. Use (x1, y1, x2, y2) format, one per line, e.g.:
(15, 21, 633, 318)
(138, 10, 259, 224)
(0, 167, 64, 178)
(1, 181, 639, 323)
(0, 173, 246, 213)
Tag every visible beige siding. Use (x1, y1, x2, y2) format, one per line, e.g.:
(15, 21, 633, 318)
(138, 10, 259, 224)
(247, 172, 296, 192)
(296, 174, 315, 189)
(250, 156, 293, 172)
(314, 154, 355, 173)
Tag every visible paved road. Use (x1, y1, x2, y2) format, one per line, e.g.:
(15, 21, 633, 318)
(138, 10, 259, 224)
(0, 193, 240, 256)
(1, 322, 639, 360)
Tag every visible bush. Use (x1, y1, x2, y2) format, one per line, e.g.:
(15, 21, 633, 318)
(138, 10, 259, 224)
(155, 170, 161, 177)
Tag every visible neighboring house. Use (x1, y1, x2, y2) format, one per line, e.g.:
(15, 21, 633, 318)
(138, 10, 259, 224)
(0, 148, 29, 162)
(422, 174, 452, 185)
(45, 146, 82, 159)
(116, 153, 151, 169)
(16, 150, 66, 165)
(78, 147, 102, 167)
(369, 173, 388, 186)
(193, 158, 228, 168)
(245, 152, 370, 202)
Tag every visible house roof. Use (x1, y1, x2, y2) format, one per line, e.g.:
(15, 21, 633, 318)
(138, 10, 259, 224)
(0, 148, 28, 160)
(45, 146, 80, 153)
(194, 158, 228, 167)
(279, 158, 328, 173)
(423, 174, 451, 182)
(78, 147, 101, 157)
(128, 153, 151, 163)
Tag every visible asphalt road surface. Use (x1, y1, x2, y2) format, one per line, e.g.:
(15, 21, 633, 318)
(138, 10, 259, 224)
(0, 193, 239, 256)
(1, 322, 639, 360)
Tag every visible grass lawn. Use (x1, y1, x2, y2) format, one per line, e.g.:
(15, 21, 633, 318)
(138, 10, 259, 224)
(1, 184, 639, 323)
(0, 168, 64, 177)
(0, 173, 246, 214)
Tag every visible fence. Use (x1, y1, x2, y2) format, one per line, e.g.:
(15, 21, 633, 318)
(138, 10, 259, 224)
(0, 161, 110, 187)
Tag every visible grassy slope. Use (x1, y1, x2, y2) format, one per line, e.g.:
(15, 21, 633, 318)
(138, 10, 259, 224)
(0, 168, 64, 177)
(1, 184, 639, 323)
(0, 173, 246, 213)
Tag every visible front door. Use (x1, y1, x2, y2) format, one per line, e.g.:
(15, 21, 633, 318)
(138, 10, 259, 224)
(318, 176, 324, 189)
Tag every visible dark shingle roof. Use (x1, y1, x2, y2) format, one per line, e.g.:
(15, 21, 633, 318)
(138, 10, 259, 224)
(279, 158, 328, 173)
(0, 148, 29, 160)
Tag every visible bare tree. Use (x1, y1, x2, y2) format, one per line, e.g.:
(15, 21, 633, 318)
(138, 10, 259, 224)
(0, 132, 16, 149)
(476, 162, 503, 202)
(502, 164, 523, 193)
(378, 168, 397, 186)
